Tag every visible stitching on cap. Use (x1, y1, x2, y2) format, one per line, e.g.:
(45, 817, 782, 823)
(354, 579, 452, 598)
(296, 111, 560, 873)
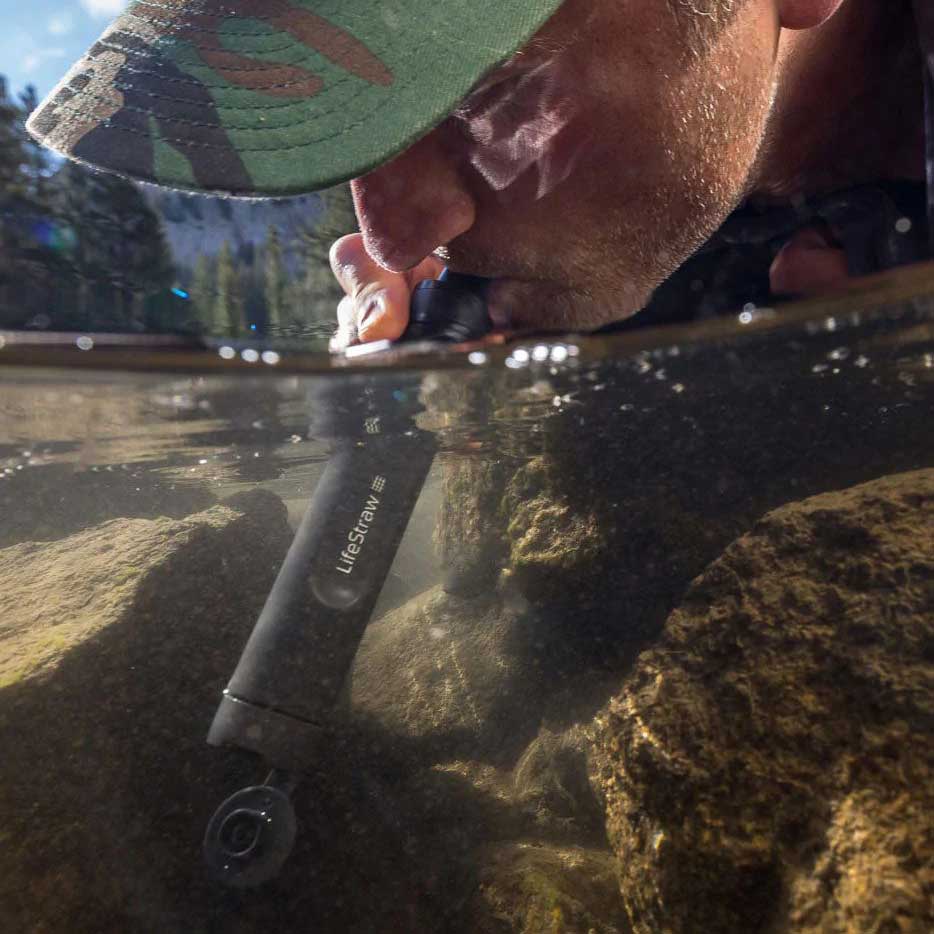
(120, 15, 305, 47)
(69, 53, 374, 119)
(68, 80, 323, 128)
(52, 63, 421, 151)
(112, 59, 336, 98)
(109, 59, 347, 104)
(97, 35, 356, 79)
(55, 99, 360, 150)
(124, 1, 375, 44)
(96, 38, 352, 96)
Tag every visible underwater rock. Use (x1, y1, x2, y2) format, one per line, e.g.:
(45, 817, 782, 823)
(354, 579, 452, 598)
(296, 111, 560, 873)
(405, 726, 621, 932)
(0, 488, 289, 689)
(499, 451, 739, 672)
(592, 468, 934, 933)
(436, 455, 511, 596)
(0, 490, 294, 932)
(470, 842, 630, 934)
(504, 458, 607, 606)
(511, 726, 606, 838)
(420, 372, 517, 597)
(418, 372, 525, 597)
(350, 585, 547, 765)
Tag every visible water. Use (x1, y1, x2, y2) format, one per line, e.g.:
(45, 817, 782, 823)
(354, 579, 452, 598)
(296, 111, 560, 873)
(1, 271, 933, 932)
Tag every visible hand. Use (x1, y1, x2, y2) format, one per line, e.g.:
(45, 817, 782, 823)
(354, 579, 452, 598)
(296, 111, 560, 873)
(768, 225, 850, 297)
(328, 233, 445, 351)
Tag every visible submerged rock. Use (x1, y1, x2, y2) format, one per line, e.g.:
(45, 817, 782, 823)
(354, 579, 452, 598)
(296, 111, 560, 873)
(350, 585, 546, 765)
(1, 489, 620, 933)
(0, 490, 287, 689)
(420, 373, 515, 597)
(470, 842, 630, 934)
(437, 455, 512, 596)
(511, 726, 606, 838)
(0, 490, 294, 932)
(592, 469, 934, 933)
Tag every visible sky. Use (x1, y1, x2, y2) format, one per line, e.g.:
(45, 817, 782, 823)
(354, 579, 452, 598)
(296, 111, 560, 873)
(1, 0, 129, 101)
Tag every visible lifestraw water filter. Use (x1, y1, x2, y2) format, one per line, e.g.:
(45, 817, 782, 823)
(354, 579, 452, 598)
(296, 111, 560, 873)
(203, 272, 492, 886)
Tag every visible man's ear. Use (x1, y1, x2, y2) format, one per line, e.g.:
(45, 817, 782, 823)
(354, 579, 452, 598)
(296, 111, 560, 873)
(778, 0, 846, 30)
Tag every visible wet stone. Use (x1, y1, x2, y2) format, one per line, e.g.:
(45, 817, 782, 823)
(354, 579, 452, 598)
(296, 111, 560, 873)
(0, 490, 293, 932)
(350, 584, 547, 766)
(469, 842, 630, 934)
(591, 469, 934, 934)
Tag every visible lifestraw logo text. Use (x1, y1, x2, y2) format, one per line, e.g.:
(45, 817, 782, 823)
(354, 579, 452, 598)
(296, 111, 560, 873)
(335, 475, 386, 574)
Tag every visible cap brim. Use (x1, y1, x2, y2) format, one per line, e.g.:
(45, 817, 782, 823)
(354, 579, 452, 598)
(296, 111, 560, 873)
(26, 0, 563, 198)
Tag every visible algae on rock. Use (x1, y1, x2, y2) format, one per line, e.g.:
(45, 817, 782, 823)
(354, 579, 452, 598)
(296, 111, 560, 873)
(470, 842, 631, 934)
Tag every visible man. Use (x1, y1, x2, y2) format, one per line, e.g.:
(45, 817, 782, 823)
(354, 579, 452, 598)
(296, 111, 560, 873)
(27, 0, 933, 345)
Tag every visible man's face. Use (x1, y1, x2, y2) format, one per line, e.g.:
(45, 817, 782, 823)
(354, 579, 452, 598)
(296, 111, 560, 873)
(351, 0, 782, 330)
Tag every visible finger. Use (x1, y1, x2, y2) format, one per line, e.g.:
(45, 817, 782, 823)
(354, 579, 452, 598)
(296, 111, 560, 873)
(330, 234, 444, 343)
(330, 233, 411, 342)
(356, 254, 448, 342)
(769, 225, 849, 297)
(329, 295, 358, 352)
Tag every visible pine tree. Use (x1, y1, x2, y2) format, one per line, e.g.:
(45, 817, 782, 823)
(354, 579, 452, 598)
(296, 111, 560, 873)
(0, 76, 72, 326)
(51, 160, 174, 330)
(215, 240, 241, 334)
(16, 85, 50, 202)
(0, 76, 27, 193)
(190, 253, 215, 329)
(294, 183, 358, 327)
(263, 224, 285, 332)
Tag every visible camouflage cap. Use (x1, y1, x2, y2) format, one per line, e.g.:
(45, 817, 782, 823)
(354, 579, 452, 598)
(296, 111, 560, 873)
(26, 0, 564, 197)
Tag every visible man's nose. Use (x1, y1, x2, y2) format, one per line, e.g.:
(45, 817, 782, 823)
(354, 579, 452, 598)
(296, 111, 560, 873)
(351, 128, 477, 273)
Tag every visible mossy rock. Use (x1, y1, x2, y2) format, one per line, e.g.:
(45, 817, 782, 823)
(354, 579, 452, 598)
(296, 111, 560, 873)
(471, 842, 630, 934)
(592, 469, 934, 933)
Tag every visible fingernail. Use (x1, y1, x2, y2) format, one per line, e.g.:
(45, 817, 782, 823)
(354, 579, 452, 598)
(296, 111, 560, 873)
(358, 292, 386, 337)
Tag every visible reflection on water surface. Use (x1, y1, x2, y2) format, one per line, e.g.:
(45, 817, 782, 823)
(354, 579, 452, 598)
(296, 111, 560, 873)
(1, 277, 932, 932)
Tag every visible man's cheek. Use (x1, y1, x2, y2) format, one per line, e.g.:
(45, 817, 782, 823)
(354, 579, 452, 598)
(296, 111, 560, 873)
(457, 56, 592, 203)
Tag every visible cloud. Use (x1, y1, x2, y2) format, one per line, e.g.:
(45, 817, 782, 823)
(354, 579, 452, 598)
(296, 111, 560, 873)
(80, 0, 130, 16)
(22, 47, 67, 74)
(48, 12, 75, 36)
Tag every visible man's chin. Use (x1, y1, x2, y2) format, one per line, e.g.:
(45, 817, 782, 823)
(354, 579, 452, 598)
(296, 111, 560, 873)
(435, 246, 650, 332)
(483, 275, 646, 333)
